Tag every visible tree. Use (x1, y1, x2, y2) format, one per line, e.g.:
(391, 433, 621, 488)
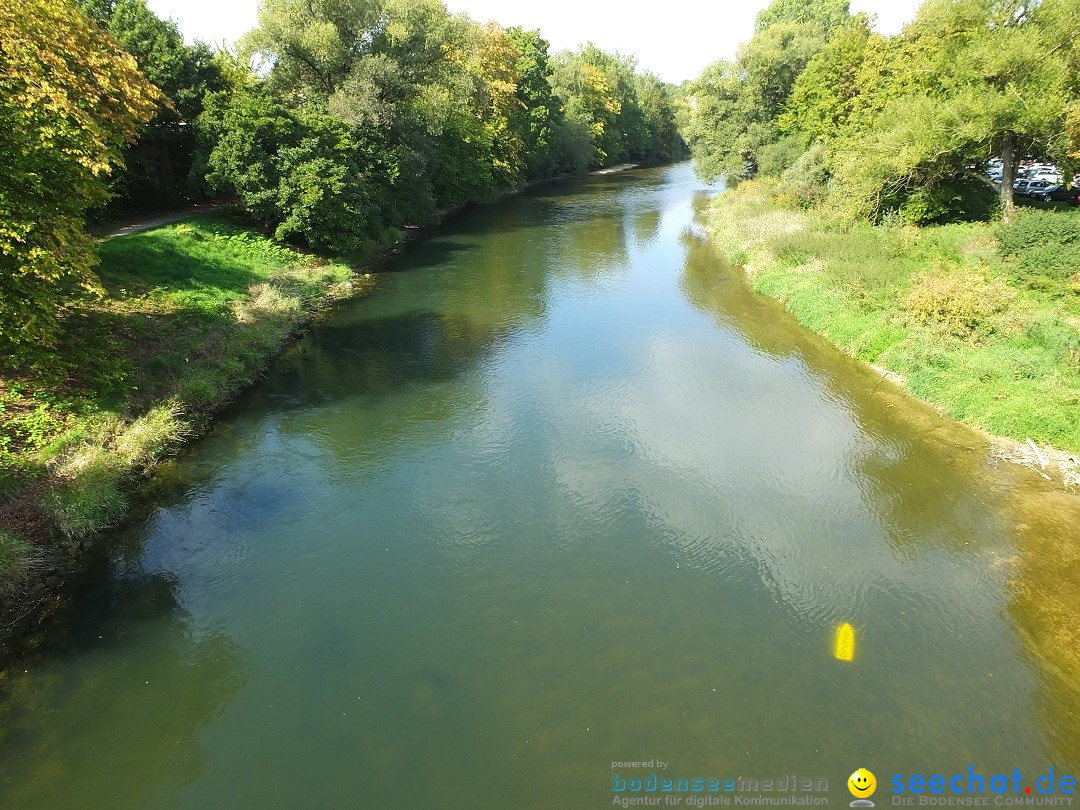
(550, 44, 664, 169)
(633, 74, 679, 162)
(0, 0, 162, 357)
(464, 23, 528, 190)
(827, 0, 1078, 222)
(686, 22, 827, 180)
(780, 15, 873, 145)
(755, 0, 851, 36)
(1068, 101, 1080, 158)
(506, 28, 562, 180)
(199, 89, 375, 253)
(79, 0, 227, 210)
(684, 0, 858, 181)
(208, 0, 681, 247)
(241, 0, 383, 98)
(551, 45, 625, 168)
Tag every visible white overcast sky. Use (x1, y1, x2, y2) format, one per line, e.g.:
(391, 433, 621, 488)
(146, 0, 923, 84)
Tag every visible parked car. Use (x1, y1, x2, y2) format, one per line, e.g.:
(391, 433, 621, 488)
(1070, 187, 1080, 206)
(1023, 179, 1055, 196)
(1034, 185, 1077, 202)
(1013, 178, 1033, 194)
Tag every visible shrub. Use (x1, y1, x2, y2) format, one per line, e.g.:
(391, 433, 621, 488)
(998, 209, 1080, 254)
(906, 270, 1013, 337)
(896, 176, 999, 226)
(758, 135, 807, 178)
(996, 209, 1080, 290)
(775, 143, 829, 209)
(198, 90, 376, 256)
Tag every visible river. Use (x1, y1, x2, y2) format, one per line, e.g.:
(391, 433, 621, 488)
(2, 163, 1079, 807)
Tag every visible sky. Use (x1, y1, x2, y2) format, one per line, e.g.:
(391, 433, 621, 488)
(146, 0, 924, 84)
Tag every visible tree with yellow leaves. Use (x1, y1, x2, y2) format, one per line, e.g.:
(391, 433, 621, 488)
(0, 0, 163, 358)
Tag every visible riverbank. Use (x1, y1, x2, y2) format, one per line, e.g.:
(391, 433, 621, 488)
(0, 213, 380, 643)
(707, 179, 1080, 487)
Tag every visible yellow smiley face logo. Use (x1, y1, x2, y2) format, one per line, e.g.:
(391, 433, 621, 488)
(848, 768, 877, 798)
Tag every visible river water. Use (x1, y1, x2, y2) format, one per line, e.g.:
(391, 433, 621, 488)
(2, 163, 1079, 807)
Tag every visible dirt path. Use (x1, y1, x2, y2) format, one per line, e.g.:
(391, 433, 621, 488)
(91, 199, 237, 241)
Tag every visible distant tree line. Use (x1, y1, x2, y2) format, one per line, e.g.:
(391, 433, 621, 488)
(682, 0, 1080, 223)
(1, 0, 686, 359)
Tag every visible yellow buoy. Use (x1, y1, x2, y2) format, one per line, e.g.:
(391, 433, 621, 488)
(834, 622, 855, 661)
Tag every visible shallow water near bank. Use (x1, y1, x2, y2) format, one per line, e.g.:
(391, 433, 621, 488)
(2, 164, 1079, 807)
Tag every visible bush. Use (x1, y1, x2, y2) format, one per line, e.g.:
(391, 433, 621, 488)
(775, 143, 829, 208)
(996, 209, 1080, 290)
(198, 90, 376, 256)
(906, 270, 1013, 337)
(896, 175, 999, 226)
(757, 135, 806, 178)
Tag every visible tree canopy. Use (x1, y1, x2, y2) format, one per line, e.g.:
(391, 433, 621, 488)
(77, 0, 228, 211)
(684, 0, 1080, 223)
(0, 0, 162, 355)
(201, 0, 683, 246)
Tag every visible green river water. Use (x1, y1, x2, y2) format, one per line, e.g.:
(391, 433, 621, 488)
(2, 163, 1079, 808)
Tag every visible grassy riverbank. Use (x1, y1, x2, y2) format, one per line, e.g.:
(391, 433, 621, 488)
(0, 215, 373, 614)
(708, 180, 1080, 468)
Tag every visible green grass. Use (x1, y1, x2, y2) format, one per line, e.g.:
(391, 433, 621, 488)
(709, 181, 1080, 453)
(0, 215, 368, 593)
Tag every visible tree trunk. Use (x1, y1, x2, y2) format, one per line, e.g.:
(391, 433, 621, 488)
(1001, 131, 1016, 223)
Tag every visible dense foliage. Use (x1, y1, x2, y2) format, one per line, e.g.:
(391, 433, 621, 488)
(197, 0, 683, 251)
(78, 0, 229, 213)
(0, 0, 684, 365)
(684, 0, 1080, 223)
(0, 0, 162, 356)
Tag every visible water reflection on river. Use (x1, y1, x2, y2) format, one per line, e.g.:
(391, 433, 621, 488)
(1, 164, 1078, 808)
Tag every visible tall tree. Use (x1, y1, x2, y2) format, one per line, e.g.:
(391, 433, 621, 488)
(780, 14, 874, 144)
(206, 0, 681, 248)
(686, 22, 828, 180)
(506, 28, 562, 180)
(80, 0, 227, 210)
(829, 0, 1078, 221)
(0, 0, 162, 357)
(634, 74, 679, 162)
(549, 44, 672, 169)
(755, 0, 852, 36)
(551, 45, 626, 168)
(242, 0, 383, 98)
